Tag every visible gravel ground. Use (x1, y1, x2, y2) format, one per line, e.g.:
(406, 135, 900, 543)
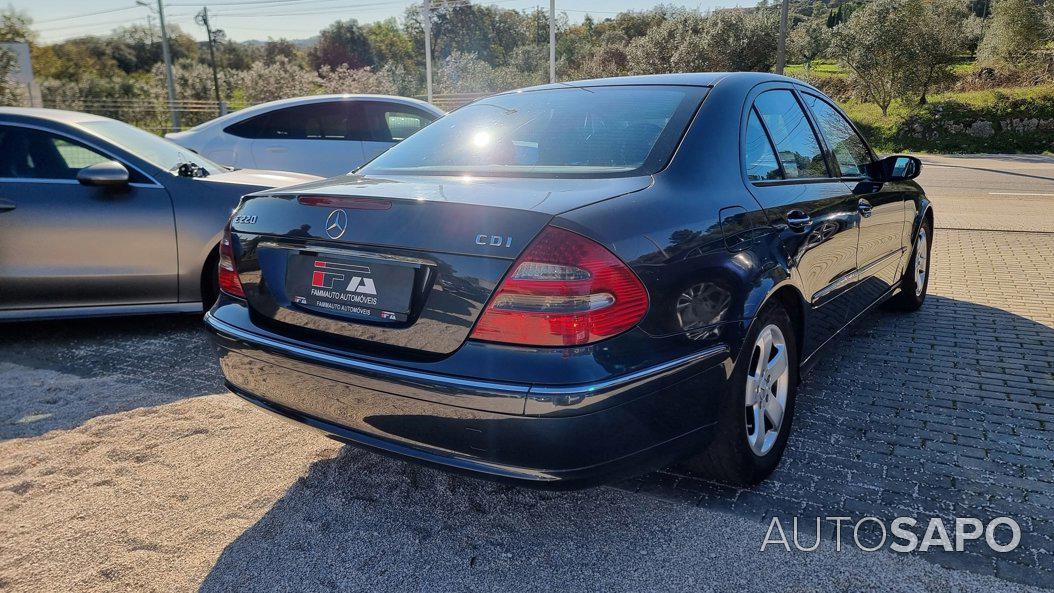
(1, 363, 1049, 593)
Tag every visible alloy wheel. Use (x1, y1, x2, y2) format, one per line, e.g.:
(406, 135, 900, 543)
(744, 323, 790, 456)
(914, 228, 928, 297)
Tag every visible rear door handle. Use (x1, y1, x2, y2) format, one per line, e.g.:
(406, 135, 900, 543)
(264, 146, 288, 153)
(785, 210, 812, 231)
(0, 199, 15, 212)
(858, 199, 873, 218)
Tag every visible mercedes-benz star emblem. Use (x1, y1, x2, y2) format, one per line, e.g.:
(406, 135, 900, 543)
(325, 209, 348, 240)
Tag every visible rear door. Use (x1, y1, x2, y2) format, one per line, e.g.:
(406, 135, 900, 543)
(742, 87, 862, 357)
(359, 102, 439, 163)
(250, 101, 365, 177)
(801, 91, 907, 307)
(0, 123, 177, 310)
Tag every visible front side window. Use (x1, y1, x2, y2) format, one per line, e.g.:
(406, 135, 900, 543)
(744, 108, 782, 181)
(0, 126, 109, 180)
(803, 93, 872, 177)
(753, 90, 828, 179)
(360, 85, 707, 178)
(261, 103, 350, 140)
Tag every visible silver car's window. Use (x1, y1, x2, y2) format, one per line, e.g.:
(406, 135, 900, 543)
(360, 85, 706, 179)
(0, 125, 111, 180)
(80, 119, 224, 175)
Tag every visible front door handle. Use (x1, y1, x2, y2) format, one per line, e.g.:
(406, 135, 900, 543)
(858, 199, 873, 218)
(264, 146, 288, 154)
(0, 199, 15, 213)
(785, 210, 812, 231)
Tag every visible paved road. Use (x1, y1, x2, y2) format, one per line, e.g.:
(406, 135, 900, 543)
(917, 154, 1054, 232)
(1, 155, 1053, 592)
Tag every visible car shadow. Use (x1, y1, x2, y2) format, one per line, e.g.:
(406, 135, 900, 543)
(199, 294, 1054, 589)
(0, 314, 223, 439)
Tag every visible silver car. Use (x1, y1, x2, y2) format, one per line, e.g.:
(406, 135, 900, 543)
(165, 95, 443, 177)
(0, 108, 319, 321)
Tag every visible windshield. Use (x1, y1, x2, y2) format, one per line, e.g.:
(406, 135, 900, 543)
(80, 120, 225, 175)
(360, 85, 707, 179)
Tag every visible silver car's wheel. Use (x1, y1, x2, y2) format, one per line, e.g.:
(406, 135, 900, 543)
(744, 323, 790, 456)
(914, 228, 928, 297)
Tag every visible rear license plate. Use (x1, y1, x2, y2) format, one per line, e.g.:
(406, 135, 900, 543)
(286, 254, 416, 323)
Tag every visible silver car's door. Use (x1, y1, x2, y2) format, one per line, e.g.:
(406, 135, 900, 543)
(359, 101, 439, 163)
(0, 124, 177, 310)
(249, 102, 365, 177)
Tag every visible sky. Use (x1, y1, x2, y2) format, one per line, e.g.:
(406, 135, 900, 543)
(14, 0, 746, 44)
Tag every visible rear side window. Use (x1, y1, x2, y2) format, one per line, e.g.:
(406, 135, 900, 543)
(802, 93, 872, 177)
(224, 113, 269, 138)
(753, 90, 828, 179)
(744, 108, 782, 181)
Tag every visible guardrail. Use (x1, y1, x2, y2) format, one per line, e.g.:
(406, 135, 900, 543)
(40, 92, 493, 134)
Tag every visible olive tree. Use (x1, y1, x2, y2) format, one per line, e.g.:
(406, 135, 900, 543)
(909, 0, 971, 104)
(788, 19, 831, 71)
(977, 0, 1048, 65)
(830, 0, 929, 115)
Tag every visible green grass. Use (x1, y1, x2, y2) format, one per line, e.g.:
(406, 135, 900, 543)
(841, 83, 1054, 154)
(785, 60, 846, 77)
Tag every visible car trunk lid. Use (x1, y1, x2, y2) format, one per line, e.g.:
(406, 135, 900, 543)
(228, 174, 649, 357)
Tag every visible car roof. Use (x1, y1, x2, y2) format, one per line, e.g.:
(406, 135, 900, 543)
(513, 71, 819, 94)
(0, 106, 114, 125)
(188, 94, 444, 133)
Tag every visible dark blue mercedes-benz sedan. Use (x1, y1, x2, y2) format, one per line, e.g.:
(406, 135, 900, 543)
(205, 72, 932, 488)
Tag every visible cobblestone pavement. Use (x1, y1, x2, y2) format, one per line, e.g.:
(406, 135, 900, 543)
(632, 228, 1054, 587)
(2, 157, 1053, 589)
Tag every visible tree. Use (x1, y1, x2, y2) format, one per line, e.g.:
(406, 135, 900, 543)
(626, 9, 778, 75)
(0, 47, 25, 106)
(310, 19, 375, 70)
(909, 0, 970, 104)
(0, 8, 34, 43)
(364, 18, 414, 71)
(788, 18, 831, 70)
(977, 0, 1048, 64)
(830, 0, 927, 115)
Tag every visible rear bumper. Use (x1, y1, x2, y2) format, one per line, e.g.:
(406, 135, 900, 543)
(205, 312, 731, 488)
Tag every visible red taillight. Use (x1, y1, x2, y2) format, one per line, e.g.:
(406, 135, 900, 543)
(218, 221, 245, 299)
(470, 226, 648, 347)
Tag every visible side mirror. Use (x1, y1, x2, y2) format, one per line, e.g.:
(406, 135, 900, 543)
(77, 161, 130, 187)
(866, 154, 922, 182)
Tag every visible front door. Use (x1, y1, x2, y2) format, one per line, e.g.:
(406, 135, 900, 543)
(249, 102, 365, 177)
(0, 124, 177, 310)
(743, 89, 862, 358)
(800, 92, 908, 315)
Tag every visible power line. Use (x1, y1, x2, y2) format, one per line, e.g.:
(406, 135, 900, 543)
(33, 6, 139, 25)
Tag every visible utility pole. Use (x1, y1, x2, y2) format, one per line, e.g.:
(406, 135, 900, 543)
(143, 0, 180, 131)
(423, 0, 433, 104)
(196, 7, 224, 116)
(775, 0, 789, 75)
(146, 14, 155, 45)
(548, 0, 555, 83)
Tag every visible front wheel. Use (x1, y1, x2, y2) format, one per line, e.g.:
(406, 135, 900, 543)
(681, 302, 799, 486)
(886, 221, 931, 312)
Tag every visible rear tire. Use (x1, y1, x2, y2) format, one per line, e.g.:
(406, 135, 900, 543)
(886, 221, 931, 312)
(681, 301, 799, 486)
(201, 249, 220, 313)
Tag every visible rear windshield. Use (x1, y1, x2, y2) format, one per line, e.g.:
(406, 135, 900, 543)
(359, 85, 707, 179)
